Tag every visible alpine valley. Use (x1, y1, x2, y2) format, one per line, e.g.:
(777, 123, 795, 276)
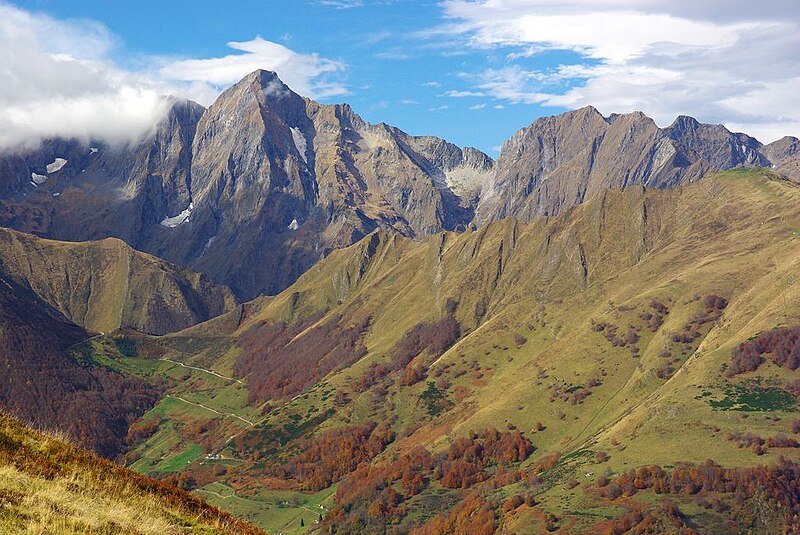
(2, 70, 800, 534)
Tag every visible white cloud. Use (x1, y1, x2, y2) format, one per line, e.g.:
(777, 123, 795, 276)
(0, 3, 169, 151)
(0, 3, 347, 152)
(474, 66, 550, 104)
(373, 49, 413, 60)
(423, 81, 442, 87)
(445, 90, 487, 98)
(469, 103, 487, 110)
(316, 0, 364, 8)
(441, 0, 800, 142)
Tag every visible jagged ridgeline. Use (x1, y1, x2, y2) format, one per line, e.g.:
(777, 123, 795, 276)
(1, 70, 797, 300)
(78, 168, 800, 533)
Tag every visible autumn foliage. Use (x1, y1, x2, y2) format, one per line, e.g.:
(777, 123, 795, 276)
(728, 325, 800, 376)
(0, 286, 160, 458)
(236, 313, 371, 402)
(671, 294, 728, 345)
(411, 493, 498, 535)
(596, 458, 800, 533)
(322, 429, 533, 531)
(267, 421, 395, 491)
(390, 317, 461, 370)
(354, 317, 461, 391)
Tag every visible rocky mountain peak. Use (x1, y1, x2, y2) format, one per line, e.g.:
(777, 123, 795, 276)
(667, 114, 701, 134)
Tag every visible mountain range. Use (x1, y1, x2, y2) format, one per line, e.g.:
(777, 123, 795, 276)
(1, 70, 800, 534)
(2, 70, 797, 300)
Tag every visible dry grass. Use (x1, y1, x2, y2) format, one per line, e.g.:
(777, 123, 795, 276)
(0, 465, 178, 534)
(0, 412, 264, 535)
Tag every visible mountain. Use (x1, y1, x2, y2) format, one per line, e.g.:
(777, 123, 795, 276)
(0, 227, 236, 335)
(0, 98, 204, 241)
(0, 228, 238, 457)
(3, 70, 793, 301)
(85, 168, 800, 533)
(0, 71, 492, 299)
(762, 135, 800, 181)
(476, 107, 781, 221)
(0, 411, 263, 534)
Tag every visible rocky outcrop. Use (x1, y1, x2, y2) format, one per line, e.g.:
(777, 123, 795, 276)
(762, 136, 800, 181)
(0, 99, 204, 244)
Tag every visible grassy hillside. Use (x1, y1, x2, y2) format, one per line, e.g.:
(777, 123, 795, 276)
(0, 274, 161, 458)
(0, 411, 264, 534)
(0, 227, 237, 335)
(84, 168, 800, 532)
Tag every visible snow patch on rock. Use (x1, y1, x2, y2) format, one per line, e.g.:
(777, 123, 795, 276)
(31, 172, 47, 185)
(291, 127, 308, 164)
(46, 158, 67, 173)
(288, 218, 300, 231)
(160, 202, 193, 228)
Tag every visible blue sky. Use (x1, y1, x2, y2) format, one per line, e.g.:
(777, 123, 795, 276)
(3, 1, 800, 153)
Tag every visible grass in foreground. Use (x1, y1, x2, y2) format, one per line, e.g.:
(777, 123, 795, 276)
(0, 411, 264, 534)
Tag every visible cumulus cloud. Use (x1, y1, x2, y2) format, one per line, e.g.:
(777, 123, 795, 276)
(441, 0, 800, 142)
(0, 3, 169, 151)
(0, 3, 347, 152)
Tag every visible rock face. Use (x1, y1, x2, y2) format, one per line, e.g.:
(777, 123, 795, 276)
(0, 71, 490, 299)
(0, 71, 795, 299)
(762, 136, 800, 181)
(0, 228, 236, 335)
(166, 71, 488, 297)
(0, 99, 204, 244)
(476, 107, 777, 222)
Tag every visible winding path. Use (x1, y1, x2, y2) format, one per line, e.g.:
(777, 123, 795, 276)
(159, 357, 243, 384)
(166, 395, 255, 426)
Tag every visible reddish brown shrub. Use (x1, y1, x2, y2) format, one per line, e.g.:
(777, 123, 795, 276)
(236, 313, 371, 402)
(728, 326, 800, 376)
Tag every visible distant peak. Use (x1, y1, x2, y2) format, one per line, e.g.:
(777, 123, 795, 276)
(774, 135, 800, 144)
(235, 69, 295, 100)
(242, 68, 281, 84)
(607, 110, 651, 124)
(572, 105, 604, 119)
(669, 115, 701, 129)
